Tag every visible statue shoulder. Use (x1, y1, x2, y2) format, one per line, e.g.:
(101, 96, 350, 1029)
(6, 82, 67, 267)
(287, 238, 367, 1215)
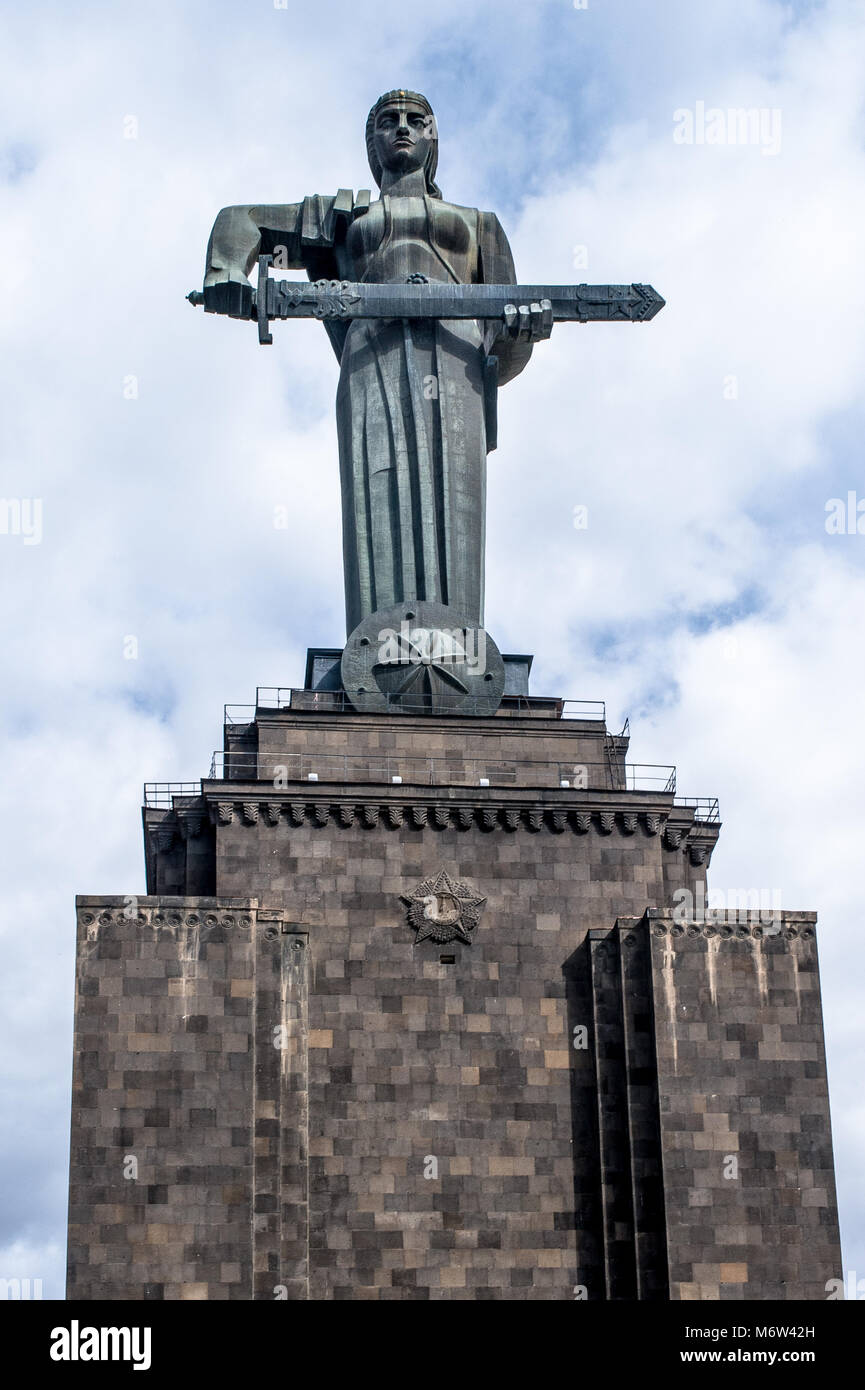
(476, 211, 516, 284)
(252, 190, 373, 239)
(318, 188, 372, 219)
(478, 209, 508, 238)
(298, 189, 373, 243)
(433, 198, 486, 225)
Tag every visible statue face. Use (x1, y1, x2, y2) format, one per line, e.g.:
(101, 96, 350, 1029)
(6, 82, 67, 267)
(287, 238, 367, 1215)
(373, 100, 432, 177)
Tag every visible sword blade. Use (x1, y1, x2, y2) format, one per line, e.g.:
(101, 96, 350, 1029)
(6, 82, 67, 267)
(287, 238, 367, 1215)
(262, 278, 665, 324)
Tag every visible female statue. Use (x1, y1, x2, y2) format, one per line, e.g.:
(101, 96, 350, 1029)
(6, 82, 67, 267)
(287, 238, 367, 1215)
(203, 90, 550, 637)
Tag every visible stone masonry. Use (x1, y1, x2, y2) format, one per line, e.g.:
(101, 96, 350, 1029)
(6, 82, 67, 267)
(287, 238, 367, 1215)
(66, 688, 841, 1299)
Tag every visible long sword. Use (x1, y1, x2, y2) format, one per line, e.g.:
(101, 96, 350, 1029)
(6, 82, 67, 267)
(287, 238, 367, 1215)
(188, 256, 665, 345)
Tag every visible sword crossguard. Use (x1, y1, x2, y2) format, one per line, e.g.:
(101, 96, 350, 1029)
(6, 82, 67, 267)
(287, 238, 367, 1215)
(256, 254, 273, 345)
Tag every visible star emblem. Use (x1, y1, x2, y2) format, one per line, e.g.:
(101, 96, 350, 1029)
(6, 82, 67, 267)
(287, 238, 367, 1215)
(373, 626, 470, 708)
(401, 869, 487, 945)
(341, 601, 505, 717)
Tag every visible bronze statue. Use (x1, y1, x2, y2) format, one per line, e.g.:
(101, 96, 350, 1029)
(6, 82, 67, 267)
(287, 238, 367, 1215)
(203, 89, 555, 636)
(195, 90, 663, 713)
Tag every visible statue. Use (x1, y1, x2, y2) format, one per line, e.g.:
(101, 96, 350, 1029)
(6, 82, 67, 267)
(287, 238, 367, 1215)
(194, 90, 663, 714)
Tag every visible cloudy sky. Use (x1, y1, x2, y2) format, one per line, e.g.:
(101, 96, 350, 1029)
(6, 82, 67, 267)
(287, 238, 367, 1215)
(1, 0, 863, 1298)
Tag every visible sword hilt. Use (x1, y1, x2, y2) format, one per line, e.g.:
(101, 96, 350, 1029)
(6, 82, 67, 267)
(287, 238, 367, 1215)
(185, 284, 260, 322)
(256, 254, 272, 345)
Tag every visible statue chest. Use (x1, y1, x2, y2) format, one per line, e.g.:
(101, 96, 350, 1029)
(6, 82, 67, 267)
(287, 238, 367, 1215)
(346, 196, 478, 284)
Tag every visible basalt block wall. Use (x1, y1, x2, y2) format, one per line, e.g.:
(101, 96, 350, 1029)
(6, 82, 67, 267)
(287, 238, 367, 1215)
(67, 890, 840, 1300)
(67, 899, 310, 1301)
(67, 706, 839, 1299)
(647, 910, 841, 1300)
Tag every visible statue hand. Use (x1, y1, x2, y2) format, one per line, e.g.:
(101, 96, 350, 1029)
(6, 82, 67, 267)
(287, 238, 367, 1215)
(499, 299, 553, 343)
(203, 277, 254, 319)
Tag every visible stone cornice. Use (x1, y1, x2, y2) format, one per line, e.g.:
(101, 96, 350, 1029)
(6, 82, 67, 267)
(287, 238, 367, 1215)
(180, 797, 719, 851)
(76, 898, 305, 938)
(601, 910, 819, 946)
(142, 791, 719, 869)
(641, 907, 817, 941)
(199, 781, 687, 814)
(648, 918, 816, 942)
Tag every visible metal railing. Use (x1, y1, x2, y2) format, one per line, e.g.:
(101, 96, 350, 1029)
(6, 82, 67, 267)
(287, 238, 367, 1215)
(144, 774, 720, 817)
(250, 687, 606, 720)
(224, 704, 256, 725)
(206, 750, 676, 792)
(674, 797, 721, 824)
(144, 782, 202, 809)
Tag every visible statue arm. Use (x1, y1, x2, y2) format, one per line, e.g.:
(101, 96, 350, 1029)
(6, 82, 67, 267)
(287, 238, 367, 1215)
(204, 203, 303, 286)
(202, 195, 364, 317)
(478, 212, 533, 386)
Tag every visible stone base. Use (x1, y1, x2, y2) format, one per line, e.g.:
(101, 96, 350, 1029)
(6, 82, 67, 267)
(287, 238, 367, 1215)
(66, 896, 840, 1300)
(67, 695, 841, 1299)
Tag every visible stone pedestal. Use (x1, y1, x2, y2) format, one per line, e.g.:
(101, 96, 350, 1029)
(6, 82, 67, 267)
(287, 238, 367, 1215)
(66, 675, 841, 1300)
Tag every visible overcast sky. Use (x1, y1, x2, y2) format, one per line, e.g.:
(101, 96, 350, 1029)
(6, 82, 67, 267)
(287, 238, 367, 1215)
(1, 0, 863, 1298)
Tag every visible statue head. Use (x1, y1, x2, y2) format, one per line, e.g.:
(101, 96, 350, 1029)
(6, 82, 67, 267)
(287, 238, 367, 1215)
(366, 90, 442, 198)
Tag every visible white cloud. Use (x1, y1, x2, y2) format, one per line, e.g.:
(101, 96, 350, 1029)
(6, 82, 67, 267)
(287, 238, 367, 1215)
(1, 0, 863, 1294)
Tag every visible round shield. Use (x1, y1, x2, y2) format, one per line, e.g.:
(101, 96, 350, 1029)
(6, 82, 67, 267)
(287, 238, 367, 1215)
(341, 601, 505, 716)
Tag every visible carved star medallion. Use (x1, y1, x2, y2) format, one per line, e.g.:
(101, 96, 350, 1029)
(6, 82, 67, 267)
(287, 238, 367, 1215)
(341, 601, 505, 716)
(401, 869, 487, 945)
